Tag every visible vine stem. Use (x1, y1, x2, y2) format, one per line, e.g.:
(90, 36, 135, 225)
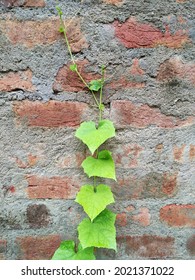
(99, 65, 105, 122)
(57, 7, 100, 108)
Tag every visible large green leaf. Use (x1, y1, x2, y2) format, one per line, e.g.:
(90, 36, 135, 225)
(81, 150, 116, 180)
(51, 240, 95, 260)
(75, 120, 115, 155)
(78, 209, 117, 251)
(75, 184, 115, 221)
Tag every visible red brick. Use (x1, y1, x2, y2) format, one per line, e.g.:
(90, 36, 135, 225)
(107, 77, 145, 90)
(0, 18, 88, 52)
(111, 100, 195, 128)
(129, 58, 145, 76)
(102, 0, 124, 5)
(16, 235, 61, 259)
(117, 207, 150, 227)
(173, 145, 186, 162)
(111, 172, 177, 200)
(160, 204, 195, 227)
(116, 212, 127, 227)
(186, 235, 195, 255)
(125, 205, 135, 212)
(23, 0, 45, 7)
(53, 60, 100, 93)
(157, 57, 195, 86)
(162, 173, 178, 196)
(113, 18, 190, 49)
(0, 69, 35, 92)
(0, 0, 45, 7)
(176, 0, 187, 2)
(53, 58, 146, 93)
(13, 100, 88, 127)
(189, 144, 195, 161)
(26, 175, 80, 199)
(131, 207, 150, 226)
(117, 235, 174, 258)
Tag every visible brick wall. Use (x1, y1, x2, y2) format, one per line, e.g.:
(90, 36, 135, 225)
(0, 0, 194, 260)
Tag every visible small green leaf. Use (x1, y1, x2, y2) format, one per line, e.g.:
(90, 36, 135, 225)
(51, 240, 95, 260)
(78, 209, 117, 251)
(75, 120, 115, 154)
(56, 6, 63, 16)
(70, 64, 78, 72)
(59, 26, 64, 33)
(82, 150, 116, 180)
(89, 79, 102, 91)
(99, 104, 105, 111)
(75, 184, 115, 221)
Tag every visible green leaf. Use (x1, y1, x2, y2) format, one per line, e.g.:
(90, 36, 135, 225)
(51, 240, 95, 260)
(78, 209, 117, 251)
(75, 120, 115, 155)
(56, 6, 63, 16)
(75, 184, 115, 221)
(59, 26, 64, 33)
(89, 79, 102, 91)
(82, 150, 116, 180)
(70, 64, 78, 72)
(99, 104, 105, 111)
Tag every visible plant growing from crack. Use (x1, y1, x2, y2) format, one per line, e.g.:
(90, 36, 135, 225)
(51, 6, 117, 260)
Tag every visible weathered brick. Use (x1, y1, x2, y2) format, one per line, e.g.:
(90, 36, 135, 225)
(176, 0, 187, 3)
(131, 207, 151, 227)
(113, 18, 190, 48)
(112, 172, 177, 200)
(0, 240, 7, 260)
(26, 175, 80, 199)
(111, 100, 195, 129)
(0, 0, 45, 7)
(102, 0, 124, 5)
(23, 0, 45, 7)
(107, 77, 145, 90)
(53, 60, 100, 93)
(189, 144, 195, 161)
(117, 207, 150, 227)
(16, 154, 39, 169)
(129, 58, 145, 76)
(114, 144, 143, 168)
(155, 143, 164, 154)
(0, 18, 88, 52)
(157, 56, 195, 86)
(118, 235, 174, 258)
(0, 69, 35, 92)
(16, 235, 61, 259)
(116, 212, 127, 227)
(162, 173, 178, 196)
(173, 145, 186, 162)
(186, 235, 195, 256)
(107, 58, 146, 90)
(13, 100, 88, 127)
(26, 204, 50, 228)
(54, 58, 146, 93)
(160, 204, 195, 227)
(56, 152, 86, 169)
(1, 185, 15, 197)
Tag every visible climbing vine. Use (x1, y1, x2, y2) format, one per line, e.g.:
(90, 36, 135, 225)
(51, 6, 117, 260)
